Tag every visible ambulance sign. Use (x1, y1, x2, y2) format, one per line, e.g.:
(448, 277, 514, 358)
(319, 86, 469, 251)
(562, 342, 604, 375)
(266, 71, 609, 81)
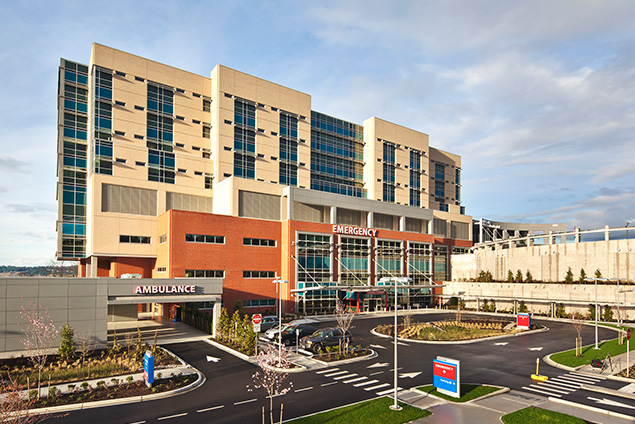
(433, 356, 461, 398)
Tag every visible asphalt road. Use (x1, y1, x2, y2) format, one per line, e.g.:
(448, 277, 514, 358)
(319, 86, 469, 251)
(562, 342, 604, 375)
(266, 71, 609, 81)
(41, 312, 629, 423)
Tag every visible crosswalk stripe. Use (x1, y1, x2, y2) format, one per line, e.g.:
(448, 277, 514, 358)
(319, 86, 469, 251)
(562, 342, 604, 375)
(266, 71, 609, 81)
(316, 368, 338, 374)
(521, 386, 562, 397)
(354, 379, 379, 387)
(558, 374, 598, 384)
(570, 371, 604, 380)
(547, 380, 578, 390)
(365, 383, 390, 391)
(343, 377, 367, 384)
(334, 373, 357, 380)
(324, 371, 348, 377)
(376, 387, 402, 396)
(529, 384, 568, 395)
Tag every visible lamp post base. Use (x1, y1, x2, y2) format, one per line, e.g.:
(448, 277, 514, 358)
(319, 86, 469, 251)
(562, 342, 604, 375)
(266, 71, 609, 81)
(389, 405, 403, 411)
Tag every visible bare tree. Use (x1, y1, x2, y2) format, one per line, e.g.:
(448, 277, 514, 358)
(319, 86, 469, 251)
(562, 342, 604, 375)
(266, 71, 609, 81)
(403, 312, 413, 329)
(334, 299, 354, 354)
(0, 372, 46, 424)
(571, 312, 586, 357)
(76, 334, 96, 379)
(19, 302, 59, 399)
(249, 344, 293, 424)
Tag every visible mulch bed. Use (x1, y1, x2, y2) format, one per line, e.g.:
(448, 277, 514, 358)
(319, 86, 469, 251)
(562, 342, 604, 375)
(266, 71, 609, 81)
(30, 375, 196, 408)
(317, 350, 372, 362)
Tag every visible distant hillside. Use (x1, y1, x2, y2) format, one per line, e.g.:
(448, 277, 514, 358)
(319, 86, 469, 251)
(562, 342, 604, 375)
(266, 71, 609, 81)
(0, 264, 78, 277)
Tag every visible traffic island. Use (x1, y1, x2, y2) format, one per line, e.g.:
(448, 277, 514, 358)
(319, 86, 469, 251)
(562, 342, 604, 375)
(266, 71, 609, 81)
(414, 384, 507, 403)
(373, 318, 547, 344)
(285, 397, 431, 424)
(311, 348, 377, 366)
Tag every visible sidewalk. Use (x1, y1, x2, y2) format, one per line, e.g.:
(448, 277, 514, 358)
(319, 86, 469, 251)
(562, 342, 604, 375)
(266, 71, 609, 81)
(401, 389, 635, 424)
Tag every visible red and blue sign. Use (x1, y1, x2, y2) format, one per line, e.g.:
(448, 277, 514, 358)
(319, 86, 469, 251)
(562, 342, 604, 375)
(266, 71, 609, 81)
(433, 356, 460, 398)
(517, 313, 531, 329)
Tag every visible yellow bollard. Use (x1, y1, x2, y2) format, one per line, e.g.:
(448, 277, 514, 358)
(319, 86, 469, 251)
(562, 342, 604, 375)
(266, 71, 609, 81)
(531, 357, 548, 381)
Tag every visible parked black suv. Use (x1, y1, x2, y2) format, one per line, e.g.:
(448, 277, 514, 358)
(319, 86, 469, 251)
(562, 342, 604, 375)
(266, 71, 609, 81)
(278, 325, 316, 346)
(299, 327, 352, 353)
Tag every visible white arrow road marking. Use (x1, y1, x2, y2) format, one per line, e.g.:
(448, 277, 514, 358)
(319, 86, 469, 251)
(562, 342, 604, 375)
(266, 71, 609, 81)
(206, 355, 221, 362)
(369, 344, 387, 349)
(399, 372, 422, 379)
(587, 397, 635, 410)
(529, 347, 543, 351)
(494, 342, 508, 346)
(367, 362, 389, 368)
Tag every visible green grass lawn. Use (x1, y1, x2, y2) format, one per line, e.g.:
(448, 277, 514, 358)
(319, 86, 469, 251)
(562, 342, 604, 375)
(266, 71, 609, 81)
(502, 406, 586, 424)
(550, 337, 635, 368)
(285, 397, 431, 424)
(416, 384, 500, 402)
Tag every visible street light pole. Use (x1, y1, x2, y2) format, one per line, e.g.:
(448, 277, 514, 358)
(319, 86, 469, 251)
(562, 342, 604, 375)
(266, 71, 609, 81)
(380, 276, 411, 411)
(391, 279, 400, 411)
(585, 277, 608, 350)
(273, 277, 289, 365)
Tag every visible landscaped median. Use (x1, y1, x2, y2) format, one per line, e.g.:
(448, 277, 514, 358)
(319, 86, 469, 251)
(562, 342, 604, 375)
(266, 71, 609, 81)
(285, 397, 431, 424)
(548, 337, 635, 372)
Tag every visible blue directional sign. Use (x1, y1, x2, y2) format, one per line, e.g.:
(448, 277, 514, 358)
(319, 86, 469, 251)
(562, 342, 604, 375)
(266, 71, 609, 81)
(144, 350, 154, 386)
(433, 356, 460, 398)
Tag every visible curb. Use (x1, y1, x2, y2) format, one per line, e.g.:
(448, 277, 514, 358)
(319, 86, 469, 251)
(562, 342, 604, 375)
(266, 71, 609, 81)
(371, 325, 548, 345)
(579, 383, 635, 400)
(204, 338, 251, 361)
(409, 384, 509, 403)
(311, 349, 377, 366)
(548, 396, 635, 421)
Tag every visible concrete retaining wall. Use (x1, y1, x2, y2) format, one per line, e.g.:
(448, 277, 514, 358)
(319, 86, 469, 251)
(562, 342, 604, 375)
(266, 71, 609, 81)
(443, 281, 634, 320)
(452, 238, 635, 283)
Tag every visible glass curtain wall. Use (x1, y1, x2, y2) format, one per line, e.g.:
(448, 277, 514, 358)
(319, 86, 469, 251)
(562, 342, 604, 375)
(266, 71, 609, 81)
(338, 237, 370, 286)
(296, 234, 333, 314)
(407, 242, 433, 306)
(375, 240, 408, 308)
(434, 245, 449, 281)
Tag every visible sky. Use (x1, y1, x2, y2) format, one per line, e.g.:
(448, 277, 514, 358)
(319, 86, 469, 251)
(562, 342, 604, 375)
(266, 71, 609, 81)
(1, 0, 634, 266)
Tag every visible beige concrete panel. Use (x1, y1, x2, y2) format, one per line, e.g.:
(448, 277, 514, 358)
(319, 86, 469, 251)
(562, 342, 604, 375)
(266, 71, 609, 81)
(67, 284, 97, 297)
(40, 297, 69, 311)
(5, 312, 22, 327)
(38, 284, 69, 298)
(113, 75, 147, 98)
(69, 296, 98, 309)
(6, 284, 38, 299)
(69, 308, 100, 322)
(111, 47, 148, 78)
(91, 43, 115, 69)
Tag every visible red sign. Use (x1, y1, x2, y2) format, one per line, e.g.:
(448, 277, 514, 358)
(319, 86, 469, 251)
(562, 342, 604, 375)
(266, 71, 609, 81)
(433, 361, 456, 380)
(517, 313, 531, 328)
(252, 314, 262, 325)
(627, 328, 631, 341)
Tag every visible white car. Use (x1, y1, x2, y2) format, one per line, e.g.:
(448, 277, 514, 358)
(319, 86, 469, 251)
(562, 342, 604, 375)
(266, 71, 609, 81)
(264, 319, 314, 340)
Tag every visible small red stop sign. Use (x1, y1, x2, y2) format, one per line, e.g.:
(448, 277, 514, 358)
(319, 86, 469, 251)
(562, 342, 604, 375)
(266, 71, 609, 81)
(252, 314, 262, 325)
